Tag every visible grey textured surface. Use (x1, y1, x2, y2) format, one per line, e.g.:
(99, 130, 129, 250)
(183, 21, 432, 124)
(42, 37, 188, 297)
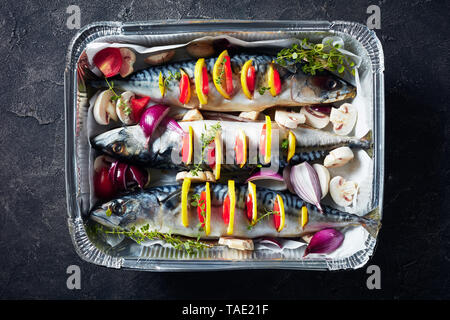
(0, 0, 448, 299)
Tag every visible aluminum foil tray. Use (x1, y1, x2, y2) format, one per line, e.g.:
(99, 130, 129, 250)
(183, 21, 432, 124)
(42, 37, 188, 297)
(64, 20, 384, 271)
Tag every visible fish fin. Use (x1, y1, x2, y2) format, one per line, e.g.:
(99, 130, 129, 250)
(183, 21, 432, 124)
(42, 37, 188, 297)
(360, 208, 381, 238)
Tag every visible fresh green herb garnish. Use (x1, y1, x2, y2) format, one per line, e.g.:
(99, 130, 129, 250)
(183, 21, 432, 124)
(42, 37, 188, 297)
(214, 57, 227, 86)
(163, 70, 181, 90)
(105, 77, 130, 114)
(276, 38, 356, 76)
(257, 86, 271, 95)
(104, 224, 210, 254)
(281, 139, 289, 150)
(247, 209, 280, 230)
(190, 123, 222, 177)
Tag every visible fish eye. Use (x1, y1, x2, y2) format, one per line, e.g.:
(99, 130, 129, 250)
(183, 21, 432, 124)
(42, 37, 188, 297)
(110, 201, 125, 216)
(112, 142, 124, 154)
(327, 79, 337, 90)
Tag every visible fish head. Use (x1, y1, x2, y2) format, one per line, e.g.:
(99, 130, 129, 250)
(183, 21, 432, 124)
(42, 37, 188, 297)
(91, 125, 151, 163)
(90, 193, 160, 230)
(289, 69, 356, 104)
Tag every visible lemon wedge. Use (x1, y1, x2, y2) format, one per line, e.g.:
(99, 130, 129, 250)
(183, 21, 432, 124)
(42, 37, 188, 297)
(240, 59, 253, 99)
(300, 206, 308, 229)
(205, 182, 211, 236)
(194, 58, 208, 105)
(181, 178, 191, 227)
(214, 131, 222, 180)
(287, 130, 296, 162)
(226, 180, 236, 235)
(213, 50, 231, 99)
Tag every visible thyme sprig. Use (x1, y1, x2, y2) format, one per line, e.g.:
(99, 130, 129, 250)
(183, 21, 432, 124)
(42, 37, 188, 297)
(105, 77, 131, 115)
(190, 193, 207, 231)
(257, 86, 271, 95)
(103, 224, 210, 254)
(281, 138, 289, 150)
(276, 38, 356, 76)
(214, 57, 227, 86)
(163, 70, 181, 91)
(190, 123, 222, 177)
(247, 208, 280, 230)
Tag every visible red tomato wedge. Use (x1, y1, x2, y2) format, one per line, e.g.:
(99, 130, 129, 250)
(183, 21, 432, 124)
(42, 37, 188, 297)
(202, 66, 209, 95)
(222, 194, 231, 225)
(130, 96, 150, 122)
(224, 56, 233, 95)
(273, 194, 285, 232)
(246, 66, 255, 93)
(93, 47, 123, 78)
(273, 200, 281, 230)
(178, 71, 191, 104)
(206, 141, 215, 168)
(246, 193, 253, 221)
(197, 191, 207, 228)
(273, 69, 281, 96)
(259, 124, 267, 157)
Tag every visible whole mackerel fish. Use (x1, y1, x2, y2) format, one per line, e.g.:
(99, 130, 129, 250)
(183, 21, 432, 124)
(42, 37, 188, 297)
(90, 183, 378, 239)
(91, 120, 371, 172)
(91, 54, 356, 112)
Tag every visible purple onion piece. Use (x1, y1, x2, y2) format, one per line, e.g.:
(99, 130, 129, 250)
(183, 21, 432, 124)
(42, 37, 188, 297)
(127, 165, 148, 189)
(139, 104, 170, 137)
(283, 166, 295, 194)
(160, 115, 184, 135)
(246, 170, 287, 191)
(304, 228, 344, 257)
(290, 162, 323, 212)
(114, 162, 129, 190)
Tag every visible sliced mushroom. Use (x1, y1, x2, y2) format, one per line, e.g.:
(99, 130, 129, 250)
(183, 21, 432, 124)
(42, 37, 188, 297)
(300, 106, 330, 129)
(119, 48, 136, 78)
(181, 109, 204, 121)
(323, 146, 354, 168)
(238, 111, 261, 121)
(176, 171, 216, 183)
(329, 176, 359, 207)
(218, 237, 254, 251)
(115, 91, 136, 125)
(144, 50, 175, 65)
(329, 103, 357, 136)
(93, 90, 118, 125)
(274, 110, 306, 129)
(186, 40, 215, 58)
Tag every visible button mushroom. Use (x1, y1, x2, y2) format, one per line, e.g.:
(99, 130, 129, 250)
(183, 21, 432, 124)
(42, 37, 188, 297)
(93, 90, 118, 125)
(119, 48, 136, 78)
(329, 103, 358, 136)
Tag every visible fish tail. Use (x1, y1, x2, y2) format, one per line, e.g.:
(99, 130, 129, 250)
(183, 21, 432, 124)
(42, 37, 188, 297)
(360, 208, 381, 238)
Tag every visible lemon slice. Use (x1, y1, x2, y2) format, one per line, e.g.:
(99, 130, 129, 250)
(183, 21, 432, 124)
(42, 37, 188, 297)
(287, 130, 296, 162)
(274, 194, 285, 232)
(226, 180, 236, 235)
(158, 71, 165, 98)
(268, 64, 280, 97)
(213, 50, 231, 99)
(194, 58, 208, 105)
(181, 178, 191, 227)
(264, 115, 272, 164)
(241, 59, 253, 99)
(300, 205, 308, 229)
(247, 181, 258, 225)
(205, 182, 211, 236)
(214, 131, 222, 180)
(182, 126, 194, 165)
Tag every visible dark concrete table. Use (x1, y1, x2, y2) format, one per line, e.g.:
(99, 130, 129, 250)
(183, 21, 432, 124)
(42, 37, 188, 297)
(0, 0, 447, 299)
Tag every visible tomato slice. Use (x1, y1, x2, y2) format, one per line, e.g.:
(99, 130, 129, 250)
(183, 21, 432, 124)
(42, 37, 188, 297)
(202, 66, 209, 95)
(130, 96, 150, 122)
(246, 66, 255, 93)
(93, 47, 122, 78)
(197, 191, 207, 227)
(259, 124, 267, 157)
(222, 194, 230, 225)
(246, 193, 253, 221)
(273, 69, 281, 96)
(206, 141, 215, 168)
(224, 56, 233, 95)
(179, 72, 191, 104)
(273, 199, 281, 230)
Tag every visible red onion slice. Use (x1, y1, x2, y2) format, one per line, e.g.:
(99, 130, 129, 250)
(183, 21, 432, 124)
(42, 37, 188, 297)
(139, 104, 170, 137)
(303, 228, 344, 256)
(160, 116, 184, 135)
(246, 170, 287, 191)
(282, 166, 295, 194)
(290, 162, 323, 212)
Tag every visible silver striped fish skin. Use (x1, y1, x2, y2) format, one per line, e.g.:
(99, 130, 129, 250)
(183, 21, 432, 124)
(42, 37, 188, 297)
(90, 54, 356, 112)
(90, 183, 377, 239)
